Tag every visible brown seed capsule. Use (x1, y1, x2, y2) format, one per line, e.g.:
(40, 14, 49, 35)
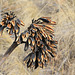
(44, 24, 53, 29)
(51, 44, 56, 47)
(47, 49, 51, 53)
(16, 29, 19, 33)
(51, 21, 56, 25)
(33, 24, 39, 27)
(17, 23, 20, 27)
(28, 38, 31, 45)
(33, 56, 36, 62)
(21, 20, 25, 26)
(48, 45, 56, 51)
(22, 34, 25, 39)
(38, 33, 42, 40)
(45, 18, 51, 22)
(7, 24, 11, 28)
(44, 26, 54, 32)
(32, 28, 37, 32)
(32, 33, 35, 37)
(0, 22, 4, 26)
(6, 15, 10, 20)
(47, 35, 52, 40)
(26, 32, 29, 38)
(38, 58, 40, 62)
(40, 29, 46, 38)
(35, 37, 37, 40)
(32, 40, 35, 46)
(11, 21, 15, 26)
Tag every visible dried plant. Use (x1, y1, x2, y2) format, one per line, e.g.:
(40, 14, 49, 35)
(0, 11, 57, 69)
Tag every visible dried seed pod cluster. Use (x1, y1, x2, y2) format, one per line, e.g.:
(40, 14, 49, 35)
(0, 11, 57, 69)
(17, 17, 58, 69)
(0, 11, 24, 35)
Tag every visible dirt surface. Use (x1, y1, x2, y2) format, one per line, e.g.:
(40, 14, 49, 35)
(0, 0, 75, 75)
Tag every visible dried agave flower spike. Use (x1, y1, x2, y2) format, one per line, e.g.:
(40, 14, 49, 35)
(0, 14, 57, 69)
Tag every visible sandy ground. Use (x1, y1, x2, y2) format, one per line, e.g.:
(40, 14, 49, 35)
(0, 0, 75, 75)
